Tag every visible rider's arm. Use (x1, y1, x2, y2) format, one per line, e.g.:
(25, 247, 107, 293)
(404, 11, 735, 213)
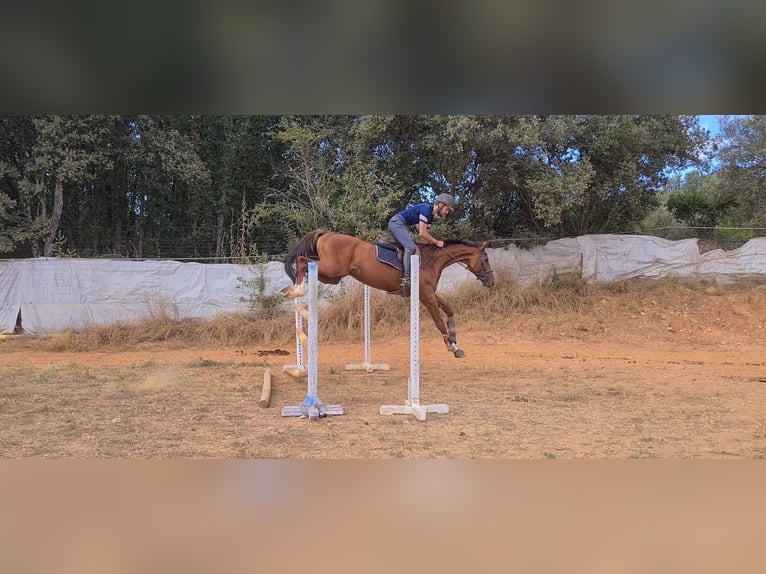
(418, 221, 444, 248)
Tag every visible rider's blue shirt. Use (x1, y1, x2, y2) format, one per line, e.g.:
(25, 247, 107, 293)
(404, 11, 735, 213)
(395, 203, 434, 227)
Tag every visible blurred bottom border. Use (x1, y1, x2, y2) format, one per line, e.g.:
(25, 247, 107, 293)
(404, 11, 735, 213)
(1, 459, 764, 574)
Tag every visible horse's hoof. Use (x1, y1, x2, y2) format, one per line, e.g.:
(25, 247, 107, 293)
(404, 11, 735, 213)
(280, 286, 296, 298)
(453, 349, 465, 358)
(280, 285, 303, 299)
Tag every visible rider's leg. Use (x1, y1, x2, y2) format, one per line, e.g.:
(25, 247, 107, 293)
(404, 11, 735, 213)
(401, 247, 415, 285)
(387, 215, 416, 285)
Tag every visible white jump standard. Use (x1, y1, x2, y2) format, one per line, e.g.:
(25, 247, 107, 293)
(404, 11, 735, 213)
(282, 261, 344, 419)
(282, 296, 307, 378)
(380, 255, 449, 421)
(344, 285, 390, 372)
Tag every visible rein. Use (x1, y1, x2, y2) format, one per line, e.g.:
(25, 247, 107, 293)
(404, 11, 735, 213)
(423, 243, 490, 283)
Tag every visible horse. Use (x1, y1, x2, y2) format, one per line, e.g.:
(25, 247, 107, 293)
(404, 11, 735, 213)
(281, 229, 495, 358)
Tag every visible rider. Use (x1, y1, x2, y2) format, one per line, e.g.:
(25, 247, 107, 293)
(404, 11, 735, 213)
(387, 193, 455, 288)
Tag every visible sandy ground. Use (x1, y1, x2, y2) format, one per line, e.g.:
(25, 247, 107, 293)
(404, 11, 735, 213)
(2, 281, 766, 459)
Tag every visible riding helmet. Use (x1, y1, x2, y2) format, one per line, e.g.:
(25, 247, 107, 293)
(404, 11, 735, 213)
(434, 193, 455, 208)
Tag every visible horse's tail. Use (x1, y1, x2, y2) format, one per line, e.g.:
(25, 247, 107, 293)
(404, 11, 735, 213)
(283, 229, 330, 282)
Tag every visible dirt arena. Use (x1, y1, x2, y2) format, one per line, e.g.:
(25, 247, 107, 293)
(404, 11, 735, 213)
(2, 279, 766, 459)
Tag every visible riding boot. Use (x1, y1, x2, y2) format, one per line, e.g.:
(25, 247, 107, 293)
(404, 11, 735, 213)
(401, 251, 412, 286)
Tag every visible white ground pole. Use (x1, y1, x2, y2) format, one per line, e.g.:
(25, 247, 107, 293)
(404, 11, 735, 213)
(282, 296, 306, 375)
(344, 285, 390, 372)
(380, 255, 448, 421)
(282, 261, 344, 419)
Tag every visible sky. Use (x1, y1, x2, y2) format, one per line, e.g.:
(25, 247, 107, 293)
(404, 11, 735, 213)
(697, 114, 750, 138)
(680, 114, 749, 178)
(664, 115, 725, 180)
(697, 114, 722, 137)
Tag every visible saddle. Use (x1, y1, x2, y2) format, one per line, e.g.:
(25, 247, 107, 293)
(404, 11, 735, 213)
(373, 235, 406, 270)
(373, 235, 404, 256)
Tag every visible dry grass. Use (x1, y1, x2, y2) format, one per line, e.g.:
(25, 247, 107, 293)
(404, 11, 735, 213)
(14, 274, 766, 353)
(26, 310, 296, 352)
(472, 269, 595, 317)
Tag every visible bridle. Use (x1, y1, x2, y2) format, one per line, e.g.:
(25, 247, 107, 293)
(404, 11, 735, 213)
(434, 243, 493, 284)
(467, 249, 493, 284)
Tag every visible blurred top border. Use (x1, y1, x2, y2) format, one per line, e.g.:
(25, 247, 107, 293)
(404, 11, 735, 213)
(1, 1, 764, 114)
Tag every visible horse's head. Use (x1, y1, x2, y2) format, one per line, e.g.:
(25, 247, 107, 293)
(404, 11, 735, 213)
(468, 241, 495, 288)
(439, 240, 495, 288)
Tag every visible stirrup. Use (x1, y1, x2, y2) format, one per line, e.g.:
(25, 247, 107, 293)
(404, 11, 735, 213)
(400, 276, 411, 286)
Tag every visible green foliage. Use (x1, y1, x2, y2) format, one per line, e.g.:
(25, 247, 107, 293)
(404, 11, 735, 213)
(0, 114, 749, 259)
(715, 227, 758, 243)
(666, 189, 737, 228)
(557, 115, 703, 236)
(29, 116, 117, 256)
(50, 232, 79, 258)
(238, 256, 285, 321)
(715, 116, 766, 226)
(639, 190, 682, 230)
(663, 171, 738, 233)
(0, 193, 22, 253)
(261, 116, 399, 240)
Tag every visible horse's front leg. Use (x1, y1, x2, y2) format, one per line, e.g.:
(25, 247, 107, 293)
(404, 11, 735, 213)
(280, 256, 310, 299)
(423, 296, 464, 358)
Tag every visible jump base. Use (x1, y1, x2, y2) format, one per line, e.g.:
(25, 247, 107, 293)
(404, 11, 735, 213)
(282, 396, 344, 419)
(380, 402, 449, 421)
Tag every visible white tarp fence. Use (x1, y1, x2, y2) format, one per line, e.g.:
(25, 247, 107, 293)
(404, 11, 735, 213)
(2, 234, 766, 334)
(0, 258, 292, 335)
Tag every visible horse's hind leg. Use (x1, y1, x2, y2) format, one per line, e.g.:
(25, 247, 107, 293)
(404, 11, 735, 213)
(435, 294, 464, 358)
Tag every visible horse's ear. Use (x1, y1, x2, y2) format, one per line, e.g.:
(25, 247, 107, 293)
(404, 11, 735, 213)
(481, 240, 490, 249)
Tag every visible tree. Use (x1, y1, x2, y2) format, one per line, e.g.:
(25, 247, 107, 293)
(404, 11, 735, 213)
(665, 172, 737, 230)
(346, 115, 702, 240)
(1, 115, 216, 259)
(559, 115, 706, 236)
(261, 115, 391, 241)
(714, 115, 766, 226)
(0, 115, 723, 258)
(28, 116, 115, 256)
(0, 116, 37, 254)
(350, 115, 594, 239)
(123, 115, 211, 258)
(476, 115, 594, 237)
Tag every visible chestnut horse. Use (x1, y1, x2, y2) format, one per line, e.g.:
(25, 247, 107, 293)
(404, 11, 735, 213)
(281, 229, 494, 358)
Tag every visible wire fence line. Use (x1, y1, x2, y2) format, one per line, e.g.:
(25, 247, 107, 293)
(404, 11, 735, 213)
(22, 226, 766, 262)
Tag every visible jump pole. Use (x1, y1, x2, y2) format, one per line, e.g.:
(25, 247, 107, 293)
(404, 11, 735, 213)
(282, 261, 343, 420)
(258, 369, 272, 408)
(344, 285, 390, 372)
(380, 255, 448, 421)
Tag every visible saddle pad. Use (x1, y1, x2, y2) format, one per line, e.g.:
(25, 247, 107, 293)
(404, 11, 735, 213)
(375, 245, 403, 271)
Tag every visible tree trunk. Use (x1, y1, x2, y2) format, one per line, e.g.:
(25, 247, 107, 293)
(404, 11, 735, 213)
(43, 177, 64, 257)
(19, 186, 40, 257)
